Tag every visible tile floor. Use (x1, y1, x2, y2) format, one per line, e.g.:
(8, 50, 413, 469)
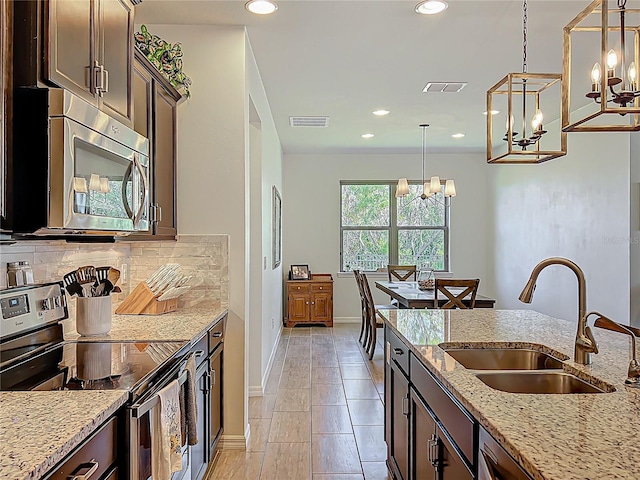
(207, 324, 390, 480)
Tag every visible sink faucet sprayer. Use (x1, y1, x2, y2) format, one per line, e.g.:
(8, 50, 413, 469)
(592, 313, 640, 388)
(518, 257, 598, 365)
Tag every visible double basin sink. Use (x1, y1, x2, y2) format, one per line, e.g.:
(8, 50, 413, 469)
(441, 347, 608, 394)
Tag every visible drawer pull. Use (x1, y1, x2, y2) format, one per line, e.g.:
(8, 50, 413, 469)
(195, 350, 205, 358)
(319, 287, 323, 290)
(393, 348, 404, 355)
(68, 459, 99, 480)
(212, 332, 222, 338)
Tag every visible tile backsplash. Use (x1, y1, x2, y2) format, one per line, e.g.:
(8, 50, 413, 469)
(0, 235, 229, 309)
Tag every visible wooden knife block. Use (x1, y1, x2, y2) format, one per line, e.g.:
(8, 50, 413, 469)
(114, 282, 178, 315)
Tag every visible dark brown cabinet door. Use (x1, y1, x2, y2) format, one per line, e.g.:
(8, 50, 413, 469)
(191, 361, 209, 480)
(153, 83, 178, 237)
(1, 0, 12, 231)
(209, 347, 223, 453)
(410, 389, 438, 480)
(389, 360, 410, 480)
(438, 425, 473, 480)
(47, 0, 95, 104)
(98, 0, 134, 125)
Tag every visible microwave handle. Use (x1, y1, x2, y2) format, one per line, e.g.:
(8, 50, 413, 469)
(132, 153, 148, 228)
(121, 162, 134, 220)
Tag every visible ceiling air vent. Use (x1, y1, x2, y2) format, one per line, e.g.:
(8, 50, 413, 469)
(422, 82, 468, 93)
(289, 116, 330, 127)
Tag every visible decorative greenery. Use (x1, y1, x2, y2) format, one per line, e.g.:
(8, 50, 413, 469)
(134, 25, 192, 97)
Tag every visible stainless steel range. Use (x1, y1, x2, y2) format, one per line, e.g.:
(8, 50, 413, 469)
(0, 283, 197, 480)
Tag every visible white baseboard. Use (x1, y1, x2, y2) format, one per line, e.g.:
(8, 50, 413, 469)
(248, 324, 283, 397)
(219, 433, 248, 450)
(334, 317, 361, 324)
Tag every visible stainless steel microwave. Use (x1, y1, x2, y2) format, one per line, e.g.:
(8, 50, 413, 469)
(12, 89, 150, 236)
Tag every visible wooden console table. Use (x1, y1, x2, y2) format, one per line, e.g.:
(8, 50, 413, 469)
(285, 274, 334, 327)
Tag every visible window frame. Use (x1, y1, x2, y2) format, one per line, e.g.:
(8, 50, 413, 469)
(339, 180, 450, 273)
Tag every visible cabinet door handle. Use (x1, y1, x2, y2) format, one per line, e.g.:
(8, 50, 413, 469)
(306, 302, 309, 305)
(393, 348, 404, 355)
(401, 395, 409, 416)
(93, 61, 104, 94)
(157, 204, 163, 222)
(212, 369, 216, 386)
(102, 68, 109, 94)
(212, 332, 222, 338)
(204, 371, 211, 393)
(311, 302, 315, 305)
(68, 459, 99, 480)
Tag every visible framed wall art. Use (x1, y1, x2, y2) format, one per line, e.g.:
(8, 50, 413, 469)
(272, 186, 282, 269)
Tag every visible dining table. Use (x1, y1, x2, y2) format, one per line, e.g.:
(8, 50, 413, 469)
(375, 280, 496, 309)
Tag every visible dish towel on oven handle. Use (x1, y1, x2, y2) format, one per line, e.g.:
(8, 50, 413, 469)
(180, 354, 198, 445)
(152, 379, 182, 479)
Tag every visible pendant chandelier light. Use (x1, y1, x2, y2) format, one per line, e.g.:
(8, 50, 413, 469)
(486, 0, 567, 163)
(563, 0, 640, 132)
(396, 124, 456, 201)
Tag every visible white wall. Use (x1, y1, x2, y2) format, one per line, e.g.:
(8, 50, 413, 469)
(283, 152, 493, 319)
(490, 132, 631, 324)
(630, 134, 640, 328)
(146, 26, 284, 444)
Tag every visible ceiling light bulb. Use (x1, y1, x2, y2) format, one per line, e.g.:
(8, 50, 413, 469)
(629, 62, 637, 83)
(451, 133, 465, 139)
(591, 63, 602, 83)
(607, 49, 618, 70)
(245, 0, 278, 15)
(531, 110, 544, 130)
(373, 109, 390, 116)
(444, 180, 456, 197)
(422, 182, 432, 198)
(483, 110, 500, 116)
(361, 133, 375, 139)
(415, 0, 448, 15)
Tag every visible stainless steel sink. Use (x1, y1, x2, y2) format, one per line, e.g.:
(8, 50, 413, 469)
(474, 371, 606, 394)
(443, 348, 565, 370)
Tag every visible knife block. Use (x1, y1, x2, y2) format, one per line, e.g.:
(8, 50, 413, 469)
(114, 282, 179, 315)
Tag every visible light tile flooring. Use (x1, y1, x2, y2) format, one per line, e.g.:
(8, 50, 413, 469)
(207, 324, 390, 480)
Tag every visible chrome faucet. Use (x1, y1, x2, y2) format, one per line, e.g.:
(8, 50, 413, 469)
(518, 257, 598, 365)
(593, 313, 640, 388)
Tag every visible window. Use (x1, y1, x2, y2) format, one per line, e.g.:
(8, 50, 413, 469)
(340, 181, 449, 272)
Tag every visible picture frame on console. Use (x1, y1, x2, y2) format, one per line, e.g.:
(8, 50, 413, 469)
(290, 264, 310, 280)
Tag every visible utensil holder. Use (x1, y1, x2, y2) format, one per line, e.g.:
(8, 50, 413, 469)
(114, 282, 178, 315)
(76, 295, 112, 336)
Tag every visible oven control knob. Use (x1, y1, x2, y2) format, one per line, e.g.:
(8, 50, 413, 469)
(41, 298, 53, 311)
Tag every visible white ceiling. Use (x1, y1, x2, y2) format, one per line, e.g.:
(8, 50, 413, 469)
(136, 0, 589, 154)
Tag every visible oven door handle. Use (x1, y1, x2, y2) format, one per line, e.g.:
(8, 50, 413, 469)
(130, 353, 193, 418)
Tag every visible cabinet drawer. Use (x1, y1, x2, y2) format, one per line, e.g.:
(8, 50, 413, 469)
(387, 328, 409, 376)
(410, 355, 475, 466)
(45, 416, 117, 479)
(311, 283, 331, 292)
(289, 283, 310, 293)
(209, 318, 225, 352)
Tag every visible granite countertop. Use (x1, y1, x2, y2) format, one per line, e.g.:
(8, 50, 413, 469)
(380, 309, 640, 480)
(0, 302, 228, 480)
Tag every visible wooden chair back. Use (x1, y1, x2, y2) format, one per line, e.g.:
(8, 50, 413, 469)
(435, 279, 480, 309)
(387, 265, 417, 282)
(360, 273, 382, 326)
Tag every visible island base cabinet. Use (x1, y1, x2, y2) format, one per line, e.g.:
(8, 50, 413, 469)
(479, 427, 532, 480)
(410, 388, 437, 480)
(209, 345, 223, 453)
(387, 354, 410, 480)
(191, 361, 209, 480)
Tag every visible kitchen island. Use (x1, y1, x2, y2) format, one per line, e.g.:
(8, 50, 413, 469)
(380, 308, 640, 480)
(0, 302, 228, 480)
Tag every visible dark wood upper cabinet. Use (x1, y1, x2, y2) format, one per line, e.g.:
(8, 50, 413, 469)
(131, 48, 181, 240)
(1, 0, 12, 232)
(14, 0, 135, 126)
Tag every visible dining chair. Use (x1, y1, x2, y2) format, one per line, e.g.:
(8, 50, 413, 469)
(353, 270, 369, 346)
(387, 265, 418, 282)
(434, 279, 480, 309)
(360, 272, 395, 359)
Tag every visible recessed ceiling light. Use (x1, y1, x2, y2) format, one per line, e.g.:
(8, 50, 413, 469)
(452, 133, 465, 139)
(373, 109, 390, 116)
(415, 0, 448, 15)
(361, 133, 375, 139)
(483, 110, 500, 116)
(245, 0, 278, 15)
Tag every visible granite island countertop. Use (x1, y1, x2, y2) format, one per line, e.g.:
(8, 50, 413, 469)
(0, 302, 228, 480)
(380, 308, 640, 480)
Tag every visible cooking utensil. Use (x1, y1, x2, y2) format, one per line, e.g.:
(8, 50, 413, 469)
(107, 267, 121, 286)
(157, 285, 191, 301)
(63, 270, 85, 297)
(76, 266, 96, 296)
(95, 266, 111, 282)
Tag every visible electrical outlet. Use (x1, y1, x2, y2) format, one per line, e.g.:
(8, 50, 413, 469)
(121, 263, 128, 284)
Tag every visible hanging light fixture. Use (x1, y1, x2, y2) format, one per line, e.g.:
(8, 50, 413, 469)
(486, 0, 567, 163)
(563, 0, 640, 131)
(396, 124, 456, 201)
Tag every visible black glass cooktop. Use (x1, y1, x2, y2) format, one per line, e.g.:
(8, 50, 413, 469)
(0, 340, 187, 393)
